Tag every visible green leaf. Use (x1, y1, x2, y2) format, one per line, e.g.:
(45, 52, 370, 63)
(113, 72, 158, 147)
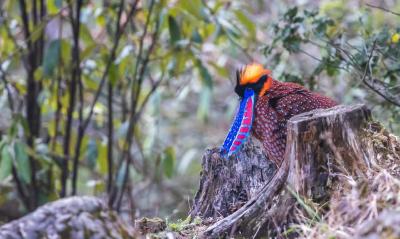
(55, 0, 62, 8)
(43, 39, 61, 77)
(195, 59, 213, 89)
(34, 67, 44, 80)
(14, 142, 31, 184)
(81, 44, 96, 61)
(80, 24, 94, 44)
(97, 141, 107, 174)
(304, 9, 318, 18)
(116, 121, 129, 141)
(48, 0, 62, 14)
(86, 139, 98, 169)
(60, 39, 72, 65)
(195, 60, 213, 89)
(191, 29, 203, 43)
(108, 63, 118, 86)
(83, 75, 99, 91)
(0, 145, 13, 180)
(197, 86, 211, 122)
(30, 21, 47, 43)
(15, 114, 30, 136)
(179, 0, 203, 20)
(162, 146, 175, 178)
(210, 62, 229, 78)
(234, 11, 256, 38)
(284, 7, 298, 20)
(168, 15, 181, 45)
(116, 161, 127, 187)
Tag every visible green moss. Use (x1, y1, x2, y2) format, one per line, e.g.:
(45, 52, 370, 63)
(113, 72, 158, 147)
(167, 216, 202, 232)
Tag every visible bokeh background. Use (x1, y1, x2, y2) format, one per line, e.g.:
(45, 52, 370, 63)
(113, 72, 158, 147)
(0, 0, 399, 223)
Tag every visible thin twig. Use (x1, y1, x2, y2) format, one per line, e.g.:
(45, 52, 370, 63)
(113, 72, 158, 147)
(51, 14, 64, 152)
(70, 0, 139, 195)
(112, 0, 160, 210)
(297, 48, 348, 72)
(11, 165, 31, 211)
(109, 0, 158, 208)
(107, 81, 114, 193)
(69, 0, 87, 195)
(61, 0, 82, 197)
(361, 40, 400, 107)
(18, 0, 40, 210)
(360, 40, 376, 83)
(364, 79, 400, 107)
(81, 0, 139, 132)
(366, 3, 400, 17)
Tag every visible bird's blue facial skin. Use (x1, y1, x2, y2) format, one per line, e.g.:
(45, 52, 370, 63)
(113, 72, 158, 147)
(220, 88, 255, 159)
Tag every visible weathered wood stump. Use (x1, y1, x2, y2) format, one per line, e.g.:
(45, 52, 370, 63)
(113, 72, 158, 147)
(189, 138, 276, 219)
(191, 104, 376, 238)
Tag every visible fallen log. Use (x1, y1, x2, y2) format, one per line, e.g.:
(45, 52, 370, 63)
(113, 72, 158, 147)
(191, 104, 377, 238)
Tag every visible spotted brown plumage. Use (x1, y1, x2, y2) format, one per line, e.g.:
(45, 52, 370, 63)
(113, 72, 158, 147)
(252, 80, 337, 164)
(220, 63, 337, 165)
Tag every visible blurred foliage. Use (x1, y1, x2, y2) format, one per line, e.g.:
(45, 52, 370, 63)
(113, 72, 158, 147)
(261, 2, 400, 133)
(0, 0, 261, 220)
(0, 0, 399, 223)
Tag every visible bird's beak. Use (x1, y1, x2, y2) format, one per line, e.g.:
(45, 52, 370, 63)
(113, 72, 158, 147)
(220, 88, 255, 159)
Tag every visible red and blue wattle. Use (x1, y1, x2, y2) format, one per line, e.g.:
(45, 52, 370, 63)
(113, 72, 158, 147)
(220, 88, 255, 158)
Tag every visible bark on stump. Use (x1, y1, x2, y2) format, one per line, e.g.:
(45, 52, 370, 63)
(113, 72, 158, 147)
(190, 104, 374, 238)
(189, 138, 277, 219)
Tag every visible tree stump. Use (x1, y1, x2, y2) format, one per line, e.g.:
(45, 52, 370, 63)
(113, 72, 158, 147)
(189, 138, 276, 219)
(190, 104, 375, 238)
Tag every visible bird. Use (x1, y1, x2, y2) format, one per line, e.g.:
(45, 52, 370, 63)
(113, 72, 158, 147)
(220, 63, 337, 165)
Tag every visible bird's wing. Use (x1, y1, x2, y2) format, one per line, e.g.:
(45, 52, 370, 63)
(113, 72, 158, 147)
(261, 91, 321, 162)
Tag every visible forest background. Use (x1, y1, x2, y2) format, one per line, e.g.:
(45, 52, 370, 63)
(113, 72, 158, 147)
(0, 0, 399, 224)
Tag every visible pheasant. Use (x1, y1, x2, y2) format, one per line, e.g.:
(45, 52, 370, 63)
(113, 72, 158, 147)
(220, 63, 337, 165)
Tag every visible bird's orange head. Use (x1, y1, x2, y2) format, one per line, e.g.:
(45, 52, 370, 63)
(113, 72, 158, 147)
(235, 63, 272, 97)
